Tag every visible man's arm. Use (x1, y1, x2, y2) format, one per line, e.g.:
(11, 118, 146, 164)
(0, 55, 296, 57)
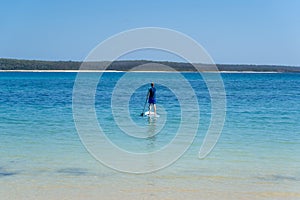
(146, 89, 150, 100)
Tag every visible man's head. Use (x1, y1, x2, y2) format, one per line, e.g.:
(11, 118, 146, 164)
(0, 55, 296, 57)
(151, 82, 154, 87)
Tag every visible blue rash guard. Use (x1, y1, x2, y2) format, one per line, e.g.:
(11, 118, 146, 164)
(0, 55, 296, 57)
(148, 87, 156, 104)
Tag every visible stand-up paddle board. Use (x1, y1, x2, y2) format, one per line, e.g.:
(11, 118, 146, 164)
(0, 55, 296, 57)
(144, 111, 160, 117)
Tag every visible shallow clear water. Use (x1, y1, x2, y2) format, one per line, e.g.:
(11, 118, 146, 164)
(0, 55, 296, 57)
(0, 72, 299, 199)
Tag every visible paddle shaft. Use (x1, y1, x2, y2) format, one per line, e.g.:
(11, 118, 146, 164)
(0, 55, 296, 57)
(141, 92, 149, 116)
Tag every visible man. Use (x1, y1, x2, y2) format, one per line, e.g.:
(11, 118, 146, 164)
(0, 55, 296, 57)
(147, 82, 156, 115)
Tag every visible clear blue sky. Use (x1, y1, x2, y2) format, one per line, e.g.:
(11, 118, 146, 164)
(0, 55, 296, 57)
(1, 0, 299, 65)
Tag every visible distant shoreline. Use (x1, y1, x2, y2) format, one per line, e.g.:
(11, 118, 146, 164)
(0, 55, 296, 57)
(1, 58, 300, 72)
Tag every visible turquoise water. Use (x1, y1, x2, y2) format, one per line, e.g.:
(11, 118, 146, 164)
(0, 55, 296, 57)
(0, 72, 300, 199)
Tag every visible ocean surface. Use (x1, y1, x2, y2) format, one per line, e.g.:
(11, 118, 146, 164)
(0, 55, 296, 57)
(0, 72, 299, 200)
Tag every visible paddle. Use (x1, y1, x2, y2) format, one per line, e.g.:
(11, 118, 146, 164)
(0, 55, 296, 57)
(140, 92, 149, 116)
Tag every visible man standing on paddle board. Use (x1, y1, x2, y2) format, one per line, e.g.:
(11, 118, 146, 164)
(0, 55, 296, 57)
(147, 82, 156, 115)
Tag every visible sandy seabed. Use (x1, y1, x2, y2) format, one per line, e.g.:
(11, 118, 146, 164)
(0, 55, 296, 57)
(1, 172, 299, 200)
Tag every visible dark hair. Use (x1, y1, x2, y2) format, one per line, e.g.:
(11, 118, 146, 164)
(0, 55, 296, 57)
(151, 82, 154, 87)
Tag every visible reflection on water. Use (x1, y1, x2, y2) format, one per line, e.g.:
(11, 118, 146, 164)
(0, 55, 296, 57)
(147, 117, 157, 131)
(145, 117, 157, 173)
(147, 116, 157, 148)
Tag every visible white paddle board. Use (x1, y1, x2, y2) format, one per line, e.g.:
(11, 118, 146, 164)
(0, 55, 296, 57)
(144, 111, 160, 117)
